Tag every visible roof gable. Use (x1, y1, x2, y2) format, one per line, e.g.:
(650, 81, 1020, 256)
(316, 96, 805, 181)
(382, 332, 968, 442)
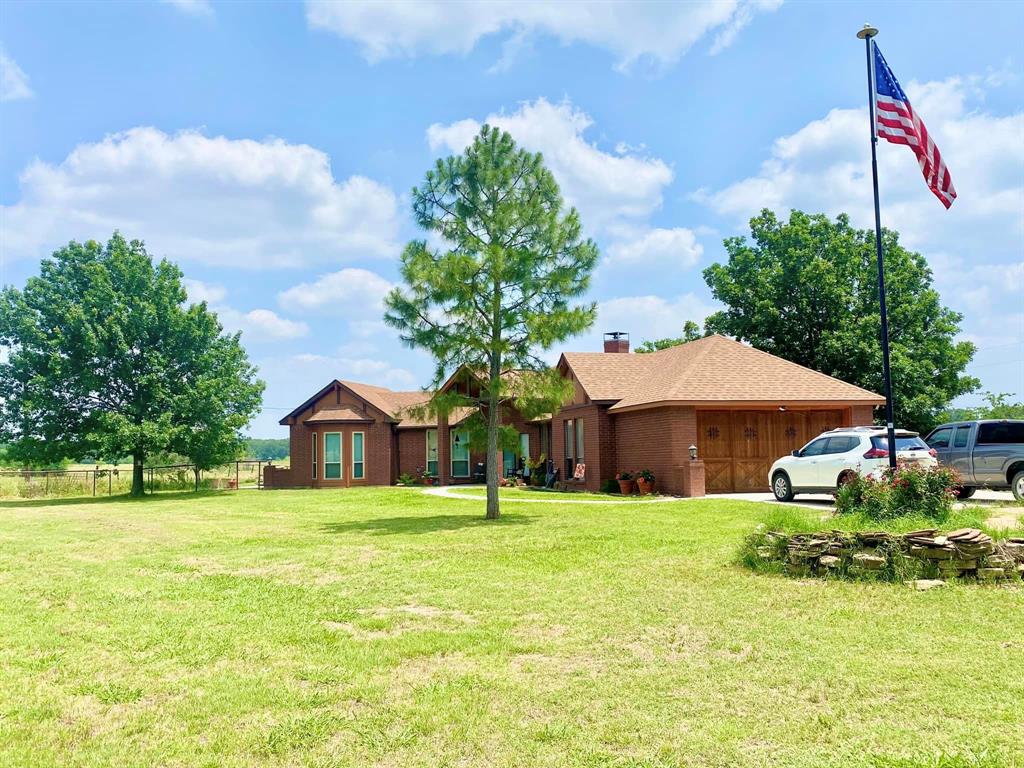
(280, 380, 430, 426)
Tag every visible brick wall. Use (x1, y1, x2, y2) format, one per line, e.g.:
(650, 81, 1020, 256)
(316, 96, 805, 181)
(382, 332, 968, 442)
(613, 406, 698, 496)
(850, 404, 876, 426)
(273, 383, 394, 489)
(396, 428, 430, 479)
(551, 403, 608, 492)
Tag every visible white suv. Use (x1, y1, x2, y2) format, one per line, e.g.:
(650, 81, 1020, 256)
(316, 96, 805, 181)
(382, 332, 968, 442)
(768, 426, 937, 502)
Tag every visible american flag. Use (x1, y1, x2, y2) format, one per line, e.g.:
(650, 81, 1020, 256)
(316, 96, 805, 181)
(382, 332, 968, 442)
(872, 42, 956, 208)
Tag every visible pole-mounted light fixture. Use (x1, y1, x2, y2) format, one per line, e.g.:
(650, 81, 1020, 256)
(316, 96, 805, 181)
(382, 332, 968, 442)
(688, 444, 698, 461)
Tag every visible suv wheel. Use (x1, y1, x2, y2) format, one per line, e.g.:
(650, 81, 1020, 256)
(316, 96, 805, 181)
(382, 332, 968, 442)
(772, 472, 794, 502)
(955, 486, 976, 500)
(1013, 470, 1024, 502)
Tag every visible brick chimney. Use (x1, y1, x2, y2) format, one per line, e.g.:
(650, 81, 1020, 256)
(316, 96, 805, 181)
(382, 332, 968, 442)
(603, 331, 630, 353)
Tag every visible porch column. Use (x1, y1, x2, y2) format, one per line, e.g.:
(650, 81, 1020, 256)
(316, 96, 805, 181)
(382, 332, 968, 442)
(438, 412, 450, 486)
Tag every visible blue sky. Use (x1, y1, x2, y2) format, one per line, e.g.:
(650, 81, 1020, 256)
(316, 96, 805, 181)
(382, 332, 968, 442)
(1, 0, 1021, 437)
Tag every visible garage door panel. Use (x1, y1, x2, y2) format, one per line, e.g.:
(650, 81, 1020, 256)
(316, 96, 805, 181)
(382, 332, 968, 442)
(697, 411, 732, 459)
(704, 459, 732, 493)
(771, 411, 808, 459)
(732, 411, 770, 459)
(809, 410, 844, 439)
(734, 460, 770, 492)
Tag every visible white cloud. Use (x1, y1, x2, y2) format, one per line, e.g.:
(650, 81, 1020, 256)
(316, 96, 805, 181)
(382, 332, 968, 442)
(0, 127, 401, 269)
(306, 0, 781, 69)
(218, 308, 309, 340)
(694, 72, 1023, 395)
(277, 267, 394, 315)
(182, 278, 226, 305)
(549, 293, 716, 359)
(161, 0, 214, 17)
(693, 76, 1023, 257)
(427, 98, 673, 234)
(606, 227, 703, 269)
(1, 49, 33, 102)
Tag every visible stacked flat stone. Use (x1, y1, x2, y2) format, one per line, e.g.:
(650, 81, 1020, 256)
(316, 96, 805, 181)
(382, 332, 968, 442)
(997, 537, 1024, 580)
(765, 527, 1023, 583)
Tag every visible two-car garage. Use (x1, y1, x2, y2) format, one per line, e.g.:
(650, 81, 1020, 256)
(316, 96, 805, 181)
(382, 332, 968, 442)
(696, 409, 848, 492)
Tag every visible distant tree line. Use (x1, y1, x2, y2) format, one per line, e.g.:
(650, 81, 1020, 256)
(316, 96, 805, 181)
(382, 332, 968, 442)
(936, 392, 1024, 423)
(245, 439, 289, 461)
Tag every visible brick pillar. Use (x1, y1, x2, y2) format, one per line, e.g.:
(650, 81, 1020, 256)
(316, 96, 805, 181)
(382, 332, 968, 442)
(678, 460, 705, 497)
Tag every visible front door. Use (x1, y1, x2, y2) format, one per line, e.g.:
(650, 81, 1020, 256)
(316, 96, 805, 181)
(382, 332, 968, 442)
(502, 450, 517, 478)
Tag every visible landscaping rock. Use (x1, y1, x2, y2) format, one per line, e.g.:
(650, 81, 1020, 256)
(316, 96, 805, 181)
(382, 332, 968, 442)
(977, 567, 1007, 581)
(912, 579, 946, 591)
(751, 527, 1023, 584)
(852, 552, 886, 570)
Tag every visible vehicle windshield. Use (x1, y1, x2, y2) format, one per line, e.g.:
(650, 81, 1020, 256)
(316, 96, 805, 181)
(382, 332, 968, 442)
(871, 436, 929, 451)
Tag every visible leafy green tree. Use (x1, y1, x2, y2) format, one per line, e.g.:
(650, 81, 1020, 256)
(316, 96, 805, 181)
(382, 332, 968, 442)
(0, 233, 264, 496)
(385, 126, 598, 519)
(172, 335, 263, 489)
(702, 209, 977, 433)
(636, 320, 706, 353)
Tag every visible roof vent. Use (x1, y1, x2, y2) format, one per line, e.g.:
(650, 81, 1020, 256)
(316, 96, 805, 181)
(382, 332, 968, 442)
(603, 331, 630, 354)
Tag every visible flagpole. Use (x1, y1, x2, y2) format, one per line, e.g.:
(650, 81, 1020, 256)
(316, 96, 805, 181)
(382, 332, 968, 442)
(857, 23, 898, 470)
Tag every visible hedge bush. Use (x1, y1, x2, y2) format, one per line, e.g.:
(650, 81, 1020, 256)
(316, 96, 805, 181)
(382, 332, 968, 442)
(835, 463, 959, 522)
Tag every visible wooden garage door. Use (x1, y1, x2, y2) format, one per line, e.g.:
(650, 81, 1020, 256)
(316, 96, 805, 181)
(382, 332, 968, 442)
(697, 409, 845, 492)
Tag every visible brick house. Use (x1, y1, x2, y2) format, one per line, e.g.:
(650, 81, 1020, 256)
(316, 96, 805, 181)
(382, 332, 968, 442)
(266, 334, 883, 495)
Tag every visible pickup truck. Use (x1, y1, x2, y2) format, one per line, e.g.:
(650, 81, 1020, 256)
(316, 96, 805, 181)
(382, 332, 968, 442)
(924, 419, 1024, 500)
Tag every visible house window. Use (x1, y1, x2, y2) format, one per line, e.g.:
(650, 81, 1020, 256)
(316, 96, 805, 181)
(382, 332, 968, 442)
(312, 432, 318, 479)
(451, 429, 470, 477)
(563, 418, 585, 480)
(426, 429, 438, 476)
(564, 419, 574, 478)
(324, 433, 342, 479)
(352, 432, 365, 480)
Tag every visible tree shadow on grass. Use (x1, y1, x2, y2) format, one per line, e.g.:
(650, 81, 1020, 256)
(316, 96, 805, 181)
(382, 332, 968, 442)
(0, 490, 224, 509)
(321, 512, 537, 536)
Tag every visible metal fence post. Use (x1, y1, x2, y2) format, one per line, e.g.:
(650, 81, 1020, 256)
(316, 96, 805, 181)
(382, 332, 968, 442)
(93, 469, 97, 497)
(45, 471, 49, 495)
(108, 470, 112, 496)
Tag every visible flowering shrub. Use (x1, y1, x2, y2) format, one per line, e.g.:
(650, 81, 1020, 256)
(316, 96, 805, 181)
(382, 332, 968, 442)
(835, 462, 960, 522)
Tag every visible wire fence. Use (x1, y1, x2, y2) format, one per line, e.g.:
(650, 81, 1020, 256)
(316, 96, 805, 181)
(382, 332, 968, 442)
(0, 460, 274, 500)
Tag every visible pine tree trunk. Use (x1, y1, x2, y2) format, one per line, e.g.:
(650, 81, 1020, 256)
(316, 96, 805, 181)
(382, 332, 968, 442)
(131, 452, 145, 497)
(485, 357, 501, 520)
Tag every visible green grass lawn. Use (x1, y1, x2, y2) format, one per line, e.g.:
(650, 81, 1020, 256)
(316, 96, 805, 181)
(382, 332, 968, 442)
(1, 488, 1022, 767)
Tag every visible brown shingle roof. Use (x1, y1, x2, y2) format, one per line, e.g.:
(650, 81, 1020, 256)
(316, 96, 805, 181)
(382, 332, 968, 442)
(304, 405, 374, 424)
(603, 335, 884, 411)
(560, 351, 661, 402)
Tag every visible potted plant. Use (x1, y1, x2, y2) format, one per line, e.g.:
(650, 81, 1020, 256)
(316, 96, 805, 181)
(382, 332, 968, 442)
(616, 471, 635, 495)
(637, 469, 655, 495)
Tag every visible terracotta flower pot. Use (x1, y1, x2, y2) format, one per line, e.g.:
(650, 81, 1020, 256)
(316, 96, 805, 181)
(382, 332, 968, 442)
(637, 478, 654, 495)
(617, 479, 636, 495)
